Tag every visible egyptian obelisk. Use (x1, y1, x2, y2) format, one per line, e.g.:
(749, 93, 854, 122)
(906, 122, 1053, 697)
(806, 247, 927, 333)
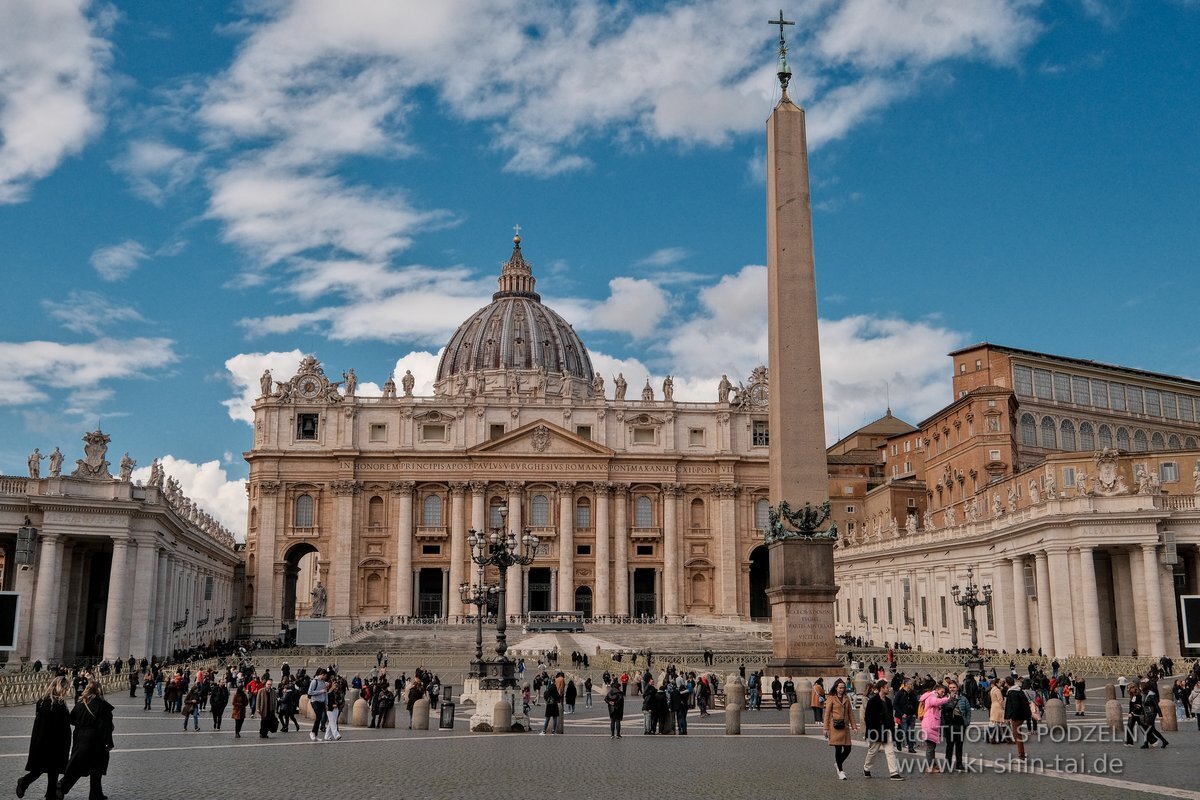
(764, 12, 841, 673)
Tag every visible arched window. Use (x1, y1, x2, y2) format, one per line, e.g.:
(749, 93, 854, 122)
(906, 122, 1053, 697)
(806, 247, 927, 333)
(1169, 434, 1182, 450)
(1060, 420, 1077, 451)
(531, 494, 550, 526)
(1078, 422, 1095, 452)
(1186, 436, 1197, 449)
(1151, 432, 1165, 450)
(422, 494, 443, 526)
(1040, 417, 1057, 448)
(1098, 424, 1113, 450)
(365, 572, 384, 605)
(689, 498, 705, 529)
(1020, 414, 1036, 447)
(1133, 430, 1148, 452)
(635, 495, 653, 527)
(489, 498, 504, 530)
(691, 573, 711, 605)
(755, 498, 770, 532)
(1116, 427, 1130, 451)
(294, 494, 314, 527)
(368, 495, 384, 528)
(575, 497, 591, 529)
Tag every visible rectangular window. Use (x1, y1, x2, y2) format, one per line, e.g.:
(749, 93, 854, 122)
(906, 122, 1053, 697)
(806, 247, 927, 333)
(1181, 396, 1196, 422)
(1013, 365, 1033, 397)
(1053, 372, 1071, 402)
(296, 413, 319, 440)
(844, 486, 854, 495)
(421, 545, 441, 555)
(576, 544, 592, 556)
(990, 449, 1001, 461)
(369, 423, 387, 442)
(576, 503, 591, 529)
(986, 601, 995, 631)
(632, 427, 655, 444)
(752, 420, 770, 446)
(489, 424, 506, 440)
(1110, 383, 1127, 411)
(920, 597, 928, 628)
(1161, 462, 1179, 483)
(845, 505, 856, 513)
(1162, 392, 1178, 419)
(635, 544, 654, 556)
(1090, 379, 1109, 408)
(575, 425, 592, 440)
(1072, 376, 1090, 406)
(1062, 466, 1076, 489)
(688, 428, 705, 446)
(1127, 385, 1144, 413)
(975, 359, 983, 370)
(422, 423, 446, 442)
(1034, 369, 1054, 400)
(205, 576, 214, 601)
(872, 597, 878, 624)
(959, 363, 966, 374)
(903, 461, 911, 473)
(1145, 389, 1161, 416)
(891, 444, 898, 455)
(887, 597, 894, 625)
(939, 596, 947, 629)
(907, 498, 916, 508)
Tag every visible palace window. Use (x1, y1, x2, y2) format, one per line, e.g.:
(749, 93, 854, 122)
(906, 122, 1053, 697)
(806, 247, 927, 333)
(752, 420, 770, 447)
(1020, 414, 1036, 446)
(688, 428, 705, 446)
(1160, 462, 1179, 483)
(1151, 432, 1165, 450)
(1128, 386, 1144, 413)
(531, 494, 551, 526)
(294, 494, 314, 527)
(986, 601, 995, 631)
(489, 424, 505, 440)
(1013, 365, 1033, 397)
(576, 425, 592, 440)
(1062, 467, 1076, 490)
(1187, 437, 1198, 449)
(1060, 419, 1077, 451)
(422, 423, 447, 442)
(422, 494, 443, 526)
(1168, 434, 1182, 450)
(1116, 427, 1131, 450)
(1034, 369, 1053, 400)
(205, 576, 214, 601)
(1133, 430, 1148, 452)
(1145, 389, 1162, 417)
(1098, 424, 1113, 449)
(421, 545, 440, 555)
(1181, 396, 1196, 422)
(576, 544, 592, 556)
(1053, 372, 1071, 402)
(939, 596, 947, 628)
(920, 597, 928, 628)
(887, 597, 893, 626)
(297, 413, 319, 440)
(872, 597, 878, 624)
(635, 544, 654, 556)
(1040, 417, 1057, 448)
(367, 495, 384, 528)
(1023, 562, 1037, 598)
(634, 495, 653, 527)
(690, 498, 706, 528)
(1079, 422, 1095, 451)
(845, 505, 856, 514)
(489, 500, 504, 530)
(1110, 383, 1127, 411)
(1091, 380, 1109, 408)
(632, 427, 655, 444)
(576, 497, 591, 529)
(755, 498, 770, 532)
(1072, 376, 1090, 406)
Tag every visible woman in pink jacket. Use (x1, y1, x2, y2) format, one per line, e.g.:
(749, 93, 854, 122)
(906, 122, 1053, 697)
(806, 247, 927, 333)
(918, 683, 952, 772)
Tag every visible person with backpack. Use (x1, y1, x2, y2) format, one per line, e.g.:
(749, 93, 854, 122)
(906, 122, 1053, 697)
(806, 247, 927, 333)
(1138, 681, 1168, 749)
(918, 682, 952, 772)
(893, 677, 918, 753)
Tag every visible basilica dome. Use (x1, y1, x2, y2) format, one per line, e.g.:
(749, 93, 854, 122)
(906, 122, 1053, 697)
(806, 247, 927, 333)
(435, 235, 594, 392)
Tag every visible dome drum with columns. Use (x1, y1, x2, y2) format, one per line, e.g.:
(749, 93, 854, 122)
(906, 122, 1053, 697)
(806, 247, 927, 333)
(435, 235, 596, 400)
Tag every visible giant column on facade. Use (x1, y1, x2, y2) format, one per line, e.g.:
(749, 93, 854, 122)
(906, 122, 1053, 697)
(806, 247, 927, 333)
(392, 482, 415, 617)
(594, 483, 612, 616)
(613, 484, 630, 617)
(762, 17, 841, 673)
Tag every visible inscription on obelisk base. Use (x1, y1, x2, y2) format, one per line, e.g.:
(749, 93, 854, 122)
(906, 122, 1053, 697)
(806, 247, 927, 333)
(766, 539, 842, 672)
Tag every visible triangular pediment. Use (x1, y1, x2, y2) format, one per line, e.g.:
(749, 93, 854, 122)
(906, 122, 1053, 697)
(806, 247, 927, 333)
(468, 419, 613, 456)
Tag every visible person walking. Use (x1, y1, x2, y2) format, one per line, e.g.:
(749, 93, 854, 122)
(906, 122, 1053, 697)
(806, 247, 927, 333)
(256, 678, 278, 739)
(822, 679, 858, 780)
(1073, 676, 1087, 716)
(540, 680, 561, 735)
(324, 680, 342, 741)
(1188, 681, 1200, 732)
(862, 679, 904, 781)
(307, 668, 329, 740)
(941, 680, 971, 772)
(1138, 682, 1168, 749)
(16, 677, 71, 800)
(811, 677, 826, 726)
(605, 682, 625, 739)
(1003, 676, 1030, 761)
(182, 686, 201, 731)
(209, 679, 230, 731)
(584, 677, 593, 708)
(56, 681, 114, 800)
(893, 678, 918, 753)
(231, 684, 248, 739)
(987, 678, 1007, 743)
(141, 672, 155, 711)
(918, 682, 952, 772)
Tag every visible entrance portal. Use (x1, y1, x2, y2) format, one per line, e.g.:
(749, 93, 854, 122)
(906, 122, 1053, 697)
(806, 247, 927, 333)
(749, 545, 771, 620)
(282, 543, 319, 624)
(633, 568, 657, 618)
(417, 568, 444, 618)
(574, 585, 593, 618)
(528, 567, 551, 613)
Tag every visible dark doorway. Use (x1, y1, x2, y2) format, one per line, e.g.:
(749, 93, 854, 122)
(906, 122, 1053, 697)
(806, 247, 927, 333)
(418, 568, 444, 618)
(575, 585, 593, 618)
(528, 567, 551, 613)
(282, 543, 319, 624)
(749, 545, 771, 620)
(633, 568, 656, 618)
(83, 549, 111, 659)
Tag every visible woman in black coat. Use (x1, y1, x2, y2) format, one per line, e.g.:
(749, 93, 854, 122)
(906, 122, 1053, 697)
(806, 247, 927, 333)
(57, 681, 115, 800)
(16, 676, 71, 799)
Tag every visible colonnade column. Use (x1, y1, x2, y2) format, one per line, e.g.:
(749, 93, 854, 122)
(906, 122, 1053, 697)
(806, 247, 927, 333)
(392, 481, 415, 617)
(992, 559, 1014, 652)
(716, 485, 738, 617)
(254, 481, 281, 635)
(613, 485, 630, 617)
(448, 483, 468, 618)
(557, 482, 575, 612)
(330, 480, 359, 627)
(594, 483, 611, 617)
(1141, 543, 1167, 658)
(662, 484, 681, 619)
(1033, 551, 1054, 656)
(506, 481, 525, 618)
(128, 537, 160, 659)
(29, 534, 64, 664)
(102, 538, 132, 663)
(1078, 546, 1103, 657)
(153, 550, 169, 657)
(1046, 548, 1073, 657)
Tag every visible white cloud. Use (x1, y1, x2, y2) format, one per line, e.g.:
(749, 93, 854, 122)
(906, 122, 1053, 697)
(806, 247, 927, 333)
(221, 349, 305, 424)
(42, 290, 145, 336)
(89, 240, 150, 281)
(637, 247, 689, 267)
(132, 455, 247, 539)
(0, 0, 112, 203)
(0, 337, 177, 408)
(111, 139, 203, 205)
(580, 277, 670, 338)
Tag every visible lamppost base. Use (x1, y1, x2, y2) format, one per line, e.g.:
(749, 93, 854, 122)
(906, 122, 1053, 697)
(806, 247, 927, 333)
(467, 686, 529, 733)
(964, 657, 984, 676)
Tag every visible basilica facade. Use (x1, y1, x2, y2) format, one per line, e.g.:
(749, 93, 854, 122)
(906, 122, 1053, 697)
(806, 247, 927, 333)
(243, 236, 782, 639)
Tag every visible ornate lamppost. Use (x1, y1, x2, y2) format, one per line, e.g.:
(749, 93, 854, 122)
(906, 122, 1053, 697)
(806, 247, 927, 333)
(951, 566, 992, 676)
(467, 505, 538, 689)
(459, 575, 497, 679)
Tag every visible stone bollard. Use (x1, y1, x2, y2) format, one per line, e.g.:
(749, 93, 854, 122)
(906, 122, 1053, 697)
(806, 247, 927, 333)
(1159, 700, 1178, 732)
(1105, 699, 1122, 732)
(1105, 684, 1116, 702)
(726, 675, 746, 710)
(351, 697, 370, 727)
(789, 702, 806, 734)
(344, 689, 360, 726)
(726, 704, 742, 735)
(299, 694, 312, 720)
(412, 697, 431, 730)
(493, 698, 513, 732)
(383, 704, 397, 728)
(853, 672, 870, 698)
(1042, 698, 1067, 733)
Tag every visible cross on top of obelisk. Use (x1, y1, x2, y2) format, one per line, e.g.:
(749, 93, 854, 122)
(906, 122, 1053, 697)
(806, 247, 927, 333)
(769, 9, 794, 93)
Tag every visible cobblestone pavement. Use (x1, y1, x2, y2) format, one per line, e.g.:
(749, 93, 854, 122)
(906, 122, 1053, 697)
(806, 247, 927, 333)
(3, 680, 1197, 800)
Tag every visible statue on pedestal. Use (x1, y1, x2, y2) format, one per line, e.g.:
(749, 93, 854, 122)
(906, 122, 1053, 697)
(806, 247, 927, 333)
(310, 582, 327, 618)
(614, 373, 627, 401)
(662, 375, 674, 402)
(718, 374, 732, 404)
(48, 447, 63, 477)
(119, 453, 135, 482)
(260, 369, 273, 397)
(27, 448, 43, 479)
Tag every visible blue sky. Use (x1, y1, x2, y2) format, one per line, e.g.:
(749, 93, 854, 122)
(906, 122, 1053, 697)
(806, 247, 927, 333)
(2, 0, 1198, 531)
